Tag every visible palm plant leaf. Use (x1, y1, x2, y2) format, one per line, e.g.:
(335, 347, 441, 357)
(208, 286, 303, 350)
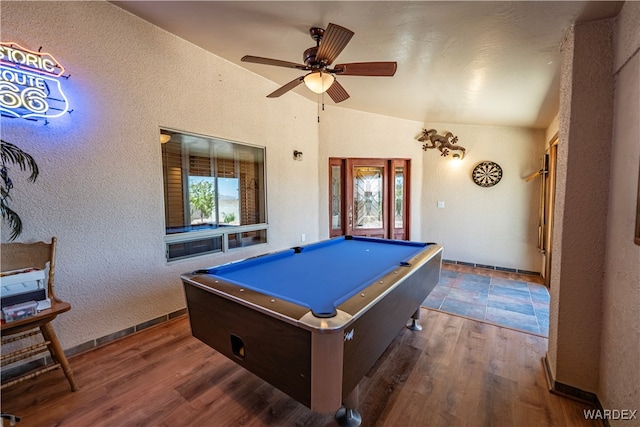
(1, 139, 39, 240)
(0, 199, 23, 241)
(1, 139, 39, 182)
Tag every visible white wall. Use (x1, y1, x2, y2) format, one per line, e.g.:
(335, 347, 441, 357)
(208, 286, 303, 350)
(420, 123, 544, 271)
(2, 1, 546, 352)
(599, 1, 640, 419)
(318, 110, 544, 273)
(318, 107, 425, 241)
(548, 17, 615, 393)
(1, 1, 319, 348)
(547, 6, 640, 418)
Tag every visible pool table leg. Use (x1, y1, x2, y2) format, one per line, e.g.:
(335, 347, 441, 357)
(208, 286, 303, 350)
(335, 385, 361, 427)
(406, 308, 423, 331)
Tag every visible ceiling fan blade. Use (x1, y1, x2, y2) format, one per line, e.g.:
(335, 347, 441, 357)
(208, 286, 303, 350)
(326, 80, 350, 103)
(316, 23, 354, 65)
(267, 76, 305, 98)
(242, 55, 308, 70)
(332, 62, 398, 76)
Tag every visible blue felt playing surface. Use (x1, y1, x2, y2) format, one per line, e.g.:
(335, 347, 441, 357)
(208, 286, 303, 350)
(205, 236, 427, 317)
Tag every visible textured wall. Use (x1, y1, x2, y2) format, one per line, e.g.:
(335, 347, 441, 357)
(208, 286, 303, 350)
(317, 109, 544, 271)
(419, 122, 544, 270)
(2, 1, 548, 353)
(317, 107, 425, 241)
(599, 1, 640, 419)
(548, 18, 615, 392)
(0, 1, 318, 348)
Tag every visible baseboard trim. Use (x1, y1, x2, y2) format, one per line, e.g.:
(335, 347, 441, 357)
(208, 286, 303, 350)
(442, 258, 541, 277)
(542, 355, 608, 426)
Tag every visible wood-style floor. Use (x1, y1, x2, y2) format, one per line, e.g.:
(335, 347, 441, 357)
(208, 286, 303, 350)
(1, 309, 600, 427)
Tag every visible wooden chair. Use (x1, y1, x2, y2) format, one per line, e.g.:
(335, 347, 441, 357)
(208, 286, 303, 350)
(1, 237, 78, 391)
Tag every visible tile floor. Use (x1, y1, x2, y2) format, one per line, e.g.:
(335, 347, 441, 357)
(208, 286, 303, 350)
(423, 264, 550, 336)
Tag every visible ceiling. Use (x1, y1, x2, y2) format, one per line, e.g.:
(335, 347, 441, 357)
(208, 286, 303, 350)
(112, 1, 623, 129)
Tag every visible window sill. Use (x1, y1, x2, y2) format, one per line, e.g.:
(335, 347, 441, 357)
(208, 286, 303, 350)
(164, 223, 268, 261)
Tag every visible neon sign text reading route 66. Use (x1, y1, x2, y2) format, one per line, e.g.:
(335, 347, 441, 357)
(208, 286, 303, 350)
(0, 42, 69, 120)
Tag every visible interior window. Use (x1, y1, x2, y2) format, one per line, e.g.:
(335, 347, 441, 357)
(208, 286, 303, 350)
(161, 129, 267, 260)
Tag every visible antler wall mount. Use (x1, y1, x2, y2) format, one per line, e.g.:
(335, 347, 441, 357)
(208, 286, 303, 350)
(418, 129, 466, 159)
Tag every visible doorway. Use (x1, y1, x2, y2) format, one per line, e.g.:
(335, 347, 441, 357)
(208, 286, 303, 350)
(541, 137, 558, 287)
(329, 158, 410, 240)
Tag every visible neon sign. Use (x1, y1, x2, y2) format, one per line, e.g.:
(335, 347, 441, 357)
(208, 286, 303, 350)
(0, 42, 69, 120)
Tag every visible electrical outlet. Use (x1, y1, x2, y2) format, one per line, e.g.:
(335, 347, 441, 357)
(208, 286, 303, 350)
(437, 201, 445, 209)
(301, 233, 306, 242)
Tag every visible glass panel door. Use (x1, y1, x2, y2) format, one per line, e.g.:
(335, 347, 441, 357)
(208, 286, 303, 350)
(346, 159, 387, 238)
(391, 160, 409, 240)
(330, 158, 410, 239)
(329, 158, 344, 237)
(394, 166, 404, 228)
(353, 166, 384, 229)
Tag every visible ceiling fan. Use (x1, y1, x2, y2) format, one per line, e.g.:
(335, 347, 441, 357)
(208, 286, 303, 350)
(241, 23, 397, 103)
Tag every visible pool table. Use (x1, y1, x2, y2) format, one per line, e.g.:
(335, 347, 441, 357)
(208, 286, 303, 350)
(182, 236, 442, 424)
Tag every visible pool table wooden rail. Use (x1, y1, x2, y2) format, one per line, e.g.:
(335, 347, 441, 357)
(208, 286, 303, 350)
(181, 243, 443, 331)
(182, 241, 443, 416)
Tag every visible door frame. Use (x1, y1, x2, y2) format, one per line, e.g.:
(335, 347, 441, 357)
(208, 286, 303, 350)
(329, 157, 410, 240)
(346, 158, 389, 238)
(542, 136, 558, 286)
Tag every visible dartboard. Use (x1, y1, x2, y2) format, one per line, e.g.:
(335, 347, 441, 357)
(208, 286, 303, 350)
(472, 161, 503, 187)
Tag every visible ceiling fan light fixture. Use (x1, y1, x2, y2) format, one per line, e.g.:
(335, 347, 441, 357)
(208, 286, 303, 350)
(304, 71, 334, 94)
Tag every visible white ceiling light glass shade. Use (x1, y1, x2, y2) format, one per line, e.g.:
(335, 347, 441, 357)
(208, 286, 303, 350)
(303, 71, 335, 94)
